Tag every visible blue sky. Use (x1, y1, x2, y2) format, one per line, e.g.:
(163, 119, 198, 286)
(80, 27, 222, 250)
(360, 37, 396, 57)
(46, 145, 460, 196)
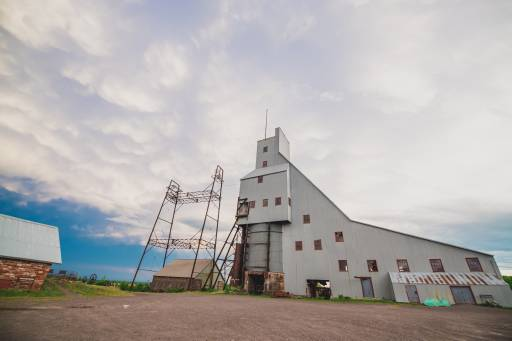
(0, 0, 511, 278)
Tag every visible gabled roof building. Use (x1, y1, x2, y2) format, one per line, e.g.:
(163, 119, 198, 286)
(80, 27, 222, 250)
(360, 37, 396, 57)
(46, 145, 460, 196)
(0, 214, 61, 290)
(235, 128, 512, 307)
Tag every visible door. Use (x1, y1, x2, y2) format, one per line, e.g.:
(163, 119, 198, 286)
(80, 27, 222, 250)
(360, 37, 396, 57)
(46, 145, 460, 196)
(361, 278, 374, 298)
(405, 285, 420, 303)
(450, 286, 475, 304)
(248, 274, 265, 294)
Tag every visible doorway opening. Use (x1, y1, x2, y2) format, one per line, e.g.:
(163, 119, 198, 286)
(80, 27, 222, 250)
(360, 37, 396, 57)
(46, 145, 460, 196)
(405, 284, 420, 303)
(359, 277, 374, 298)
(306, 279, 331, 299)
(450, 286, 475, 304)
(248, 273, 265, 295)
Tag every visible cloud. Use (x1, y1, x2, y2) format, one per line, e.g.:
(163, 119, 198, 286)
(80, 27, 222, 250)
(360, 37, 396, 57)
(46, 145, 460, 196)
(0, 0, 120, 56)
(0, 0, 511, 275)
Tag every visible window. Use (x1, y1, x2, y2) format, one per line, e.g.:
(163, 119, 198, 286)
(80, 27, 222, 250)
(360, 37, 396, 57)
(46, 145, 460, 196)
(314, 239, 322, 250)
(262, 199, 268, 207)
(397, 259, 410, 272)
(295, 241, 303, 251)
(466, 257, 483, 272)
(249, 201, 256, 208)
(275, 197, 282, 206)
(303, 214, 311, 224)
(338, 260, 348, 272)
(335, 231, 344, 242)
(288, 197, 291, 206)
(262, 161, 268, 167)
(257, 176, 263, 183)
(430, 259, 444, 272)
(263, 146, 268, 152)
(367, 260, 378, 272)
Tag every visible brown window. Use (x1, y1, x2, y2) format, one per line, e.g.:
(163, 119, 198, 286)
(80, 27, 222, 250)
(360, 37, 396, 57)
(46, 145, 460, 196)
(335, 231, 344, 242)
(249, 201, 255, 208)
(314, 239, 322, 250)
(263, 146, 268, 152)
(430, 259, 444, 272)
(466, 257, 483, 272)
(367, 260, 378, 272)
(338, 260, 348, 272)
(288, 197, 291, 206)
(262, 199, 268, 207)
(257, 176, 263, 183)
(295, 241, 303, 251)
(262, 161, 268, 167)
(275, 197, 282, 206)
(303, 214, 310, 224)
(397, 259, 410, 272)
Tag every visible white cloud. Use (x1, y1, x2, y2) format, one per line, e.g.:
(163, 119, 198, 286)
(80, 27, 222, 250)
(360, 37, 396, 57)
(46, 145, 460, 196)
(0, 0, 118, 56)
(144, 42, 188, 89)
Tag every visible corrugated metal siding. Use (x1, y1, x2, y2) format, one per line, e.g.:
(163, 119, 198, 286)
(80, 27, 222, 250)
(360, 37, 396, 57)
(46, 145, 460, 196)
(389, 272, 507, 286)
(0, 214, 61, 264)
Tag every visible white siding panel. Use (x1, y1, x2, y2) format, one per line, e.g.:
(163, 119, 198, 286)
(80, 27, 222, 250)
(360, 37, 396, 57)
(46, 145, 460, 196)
(0, 214, 62, 264)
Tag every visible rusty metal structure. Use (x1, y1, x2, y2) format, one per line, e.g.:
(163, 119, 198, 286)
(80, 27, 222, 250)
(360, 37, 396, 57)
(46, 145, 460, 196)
(202, 199, 248, 290)
(130, 165, 224, 289)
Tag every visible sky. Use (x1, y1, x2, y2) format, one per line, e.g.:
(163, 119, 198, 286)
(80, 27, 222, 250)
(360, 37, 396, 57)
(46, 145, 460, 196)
(0, 0, 511, 279)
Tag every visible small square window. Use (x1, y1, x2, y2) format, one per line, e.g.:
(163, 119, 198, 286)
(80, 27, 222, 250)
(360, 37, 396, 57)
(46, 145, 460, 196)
(397, 259, 410, 272)
(249, 201, 255, 208)
(303, 214, 310, 224)
(466, 257, 483, 272)
(295, 241, 303, 251)
(335, 231, 344, 242)
(288, 197, 291, 206)
(257, 176, 263, 183)
(262, 161, 268, 167)
(429, 259, 444, 272)
(263, 146, 268, 152)
(367, 260, 378, 272)
(338, 260, 348, 272)
(275, 197, 282, 206)
(314, 239, 322, 250)
(262, 199, 268, 207)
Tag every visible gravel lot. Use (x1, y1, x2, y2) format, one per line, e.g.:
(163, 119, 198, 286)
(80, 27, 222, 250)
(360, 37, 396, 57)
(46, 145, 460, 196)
(1, 292, 511, 340)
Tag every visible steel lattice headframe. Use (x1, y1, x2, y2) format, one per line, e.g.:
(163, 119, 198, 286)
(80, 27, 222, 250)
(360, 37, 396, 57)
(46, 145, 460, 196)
(130, 165, 224, 289)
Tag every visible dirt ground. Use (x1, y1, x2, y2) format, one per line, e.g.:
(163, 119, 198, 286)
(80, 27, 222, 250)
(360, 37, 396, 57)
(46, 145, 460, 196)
(1, 293, 511, 340)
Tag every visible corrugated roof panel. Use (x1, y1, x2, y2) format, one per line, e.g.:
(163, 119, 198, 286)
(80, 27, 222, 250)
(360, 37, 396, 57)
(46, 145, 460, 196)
(389, 272, 507, 286)
(0, 214, 62, 264)
(154, 259, 213, 278)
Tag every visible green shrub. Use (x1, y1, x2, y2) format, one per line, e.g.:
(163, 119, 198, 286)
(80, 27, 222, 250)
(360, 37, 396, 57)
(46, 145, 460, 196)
(117, 281, 151, 292)
(503, 276, 512, 290)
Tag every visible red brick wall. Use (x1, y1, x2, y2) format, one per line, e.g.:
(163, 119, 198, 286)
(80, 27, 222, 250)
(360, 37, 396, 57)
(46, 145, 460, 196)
(0, 257, 51, 290)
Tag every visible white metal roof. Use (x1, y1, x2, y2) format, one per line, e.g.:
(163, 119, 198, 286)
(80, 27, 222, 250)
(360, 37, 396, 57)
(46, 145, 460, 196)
(0, 214, 62, 264)
(241, 163, 289, 180)
(389, 272, 507, 286)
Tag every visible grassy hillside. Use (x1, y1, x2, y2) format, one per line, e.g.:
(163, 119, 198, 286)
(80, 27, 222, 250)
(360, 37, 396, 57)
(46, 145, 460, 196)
(0, 277, 131, 298)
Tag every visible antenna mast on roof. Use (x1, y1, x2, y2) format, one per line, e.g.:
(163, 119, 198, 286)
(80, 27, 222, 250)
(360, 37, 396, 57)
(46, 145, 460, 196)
(264, 109, 268, 139)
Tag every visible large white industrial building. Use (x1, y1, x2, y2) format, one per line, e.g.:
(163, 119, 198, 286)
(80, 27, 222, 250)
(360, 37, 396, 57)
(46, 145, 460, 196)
(235, 128, 512, 307)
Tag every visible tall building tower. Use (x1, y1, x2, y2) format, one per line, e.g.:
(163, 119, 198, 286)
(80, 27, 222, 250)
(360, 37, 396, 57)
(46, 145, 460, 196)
(234, 127, 512, 307)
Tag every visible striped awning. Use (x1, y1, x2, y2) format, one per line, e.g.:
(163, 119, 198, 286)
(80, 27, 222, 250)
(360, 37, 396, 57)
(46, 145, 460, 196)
(389, 272, 507, 286)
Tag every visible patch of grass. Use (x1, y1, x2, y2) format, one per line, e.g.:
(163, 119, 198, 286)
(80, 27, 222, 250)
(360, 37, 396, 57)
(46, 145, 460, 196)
(165, 288, 185, 293)
(0, 278, 65, 298)
(64, 281, 130, 297)
(223, 285, 246, 295)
